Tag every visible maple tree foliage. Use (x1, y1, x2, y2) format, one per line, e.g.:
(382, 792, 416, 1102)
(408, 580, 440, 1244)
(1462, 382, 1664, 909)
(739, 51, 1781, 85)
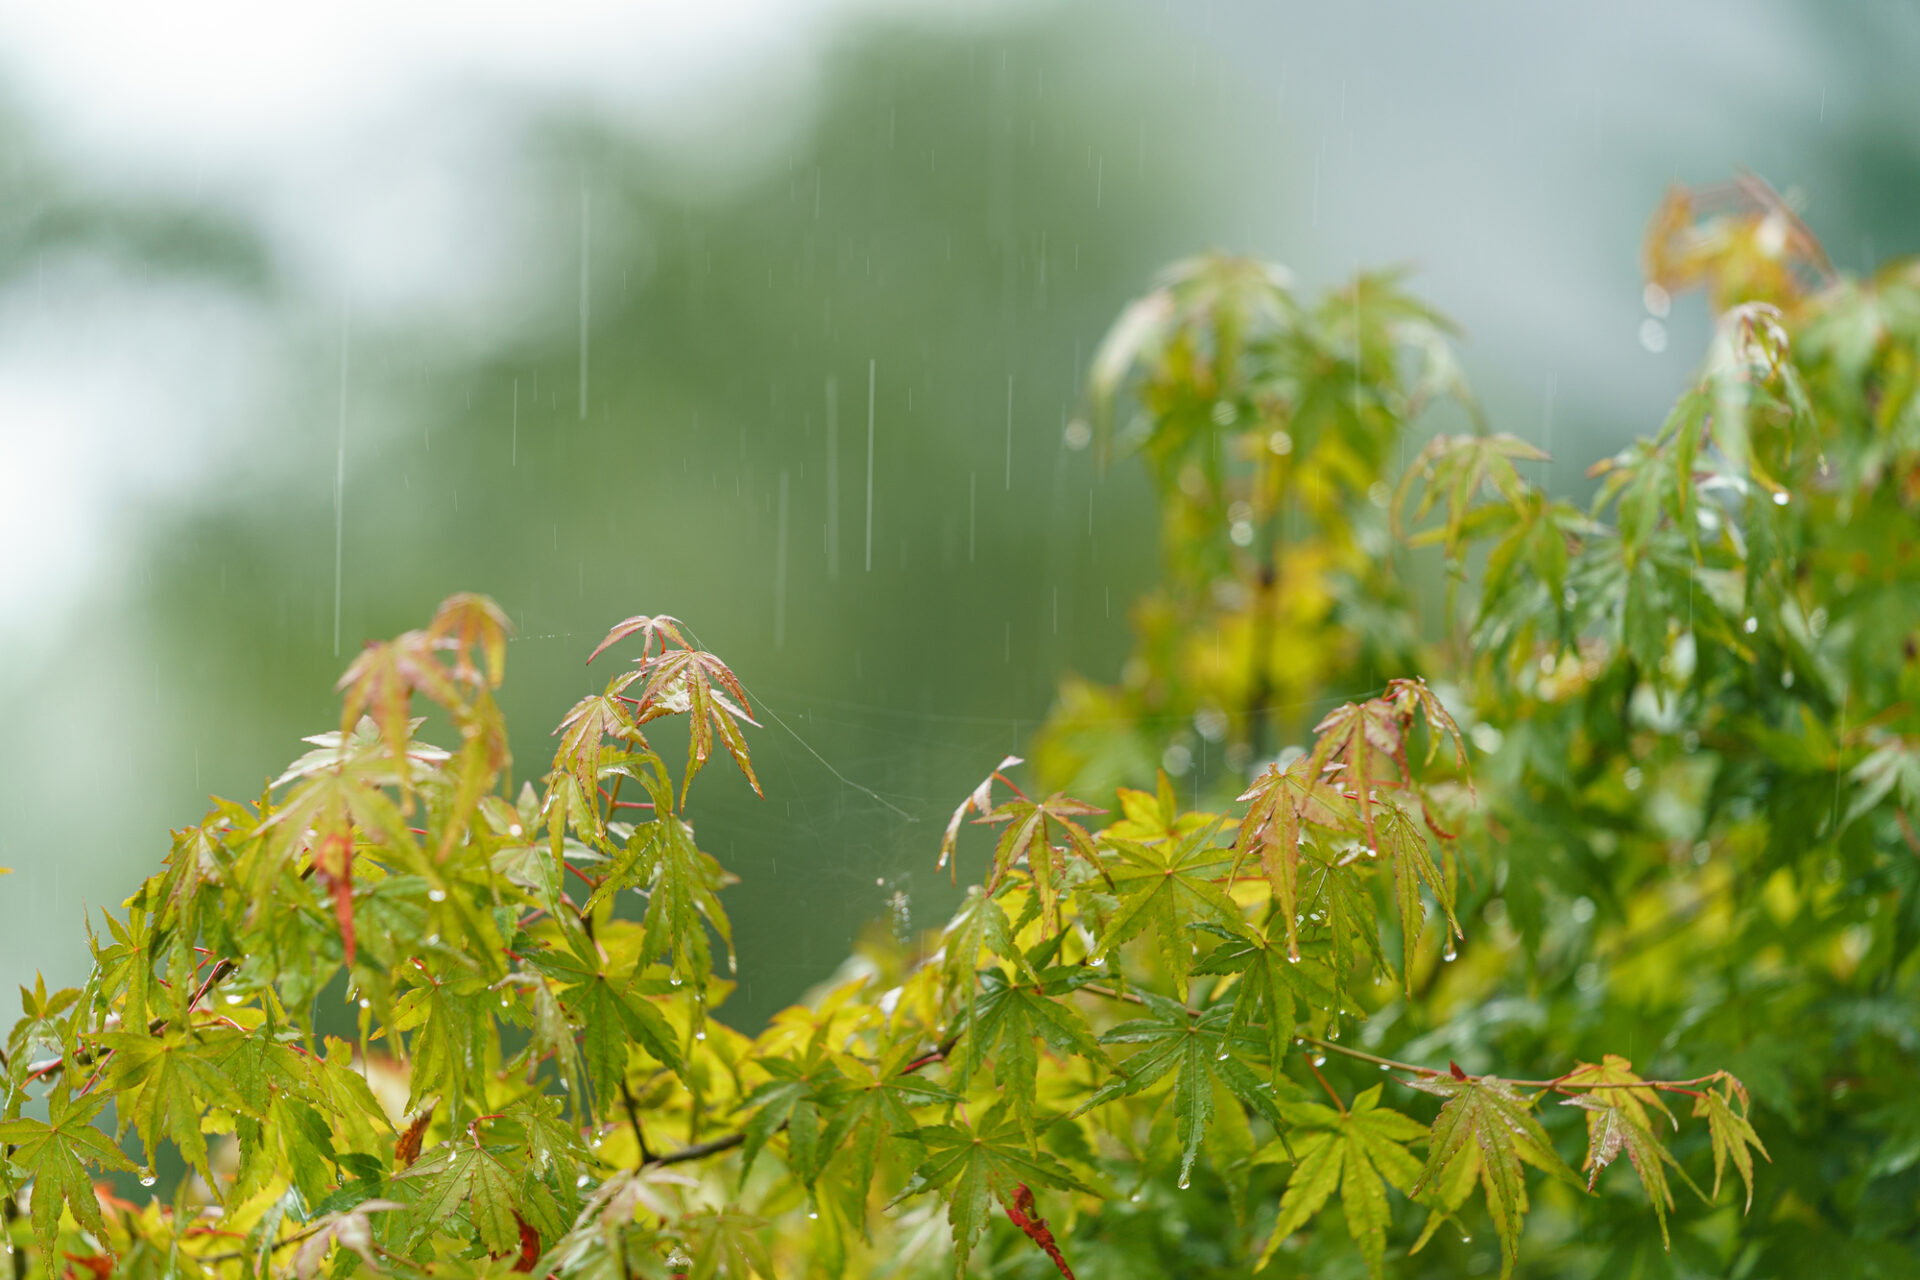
(6, 176, 1919, 1278)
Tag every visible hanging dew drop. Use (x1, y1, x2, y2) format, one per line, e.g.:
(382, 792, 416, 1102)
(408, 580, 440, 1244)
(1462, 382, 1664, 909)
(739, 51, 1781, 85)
(1312, 1055, 1327, 1066)
(358, 998, 372, 1010)
(669, 977, 682, 988)
(695, 1030, 707, 1041)
(576, 1174, 591, 1188)
(1443, 942, 1458, 962)
(428, 888, 447, 902)
(1177, 1171, 1190, 1190)
(139, 1169, 157, 1187)
(807, 1211, 819, 1221)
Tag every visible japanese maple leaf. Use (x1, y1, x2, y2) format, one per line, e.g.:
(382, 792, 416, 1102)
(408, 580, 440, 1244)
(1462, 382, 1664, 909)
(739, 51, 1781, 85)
(1092, 819, 1241, 986)
(892, 1107, 1097, 1277)
(0, 1090, 134, 1256)
(1254, 1086, 1427, 1279)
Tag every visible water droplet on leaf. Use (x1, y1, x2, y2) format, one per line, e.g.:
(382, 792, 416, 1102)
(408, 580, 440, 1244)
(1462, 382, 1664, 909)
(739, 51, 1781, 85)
(428, 889, 447, 903)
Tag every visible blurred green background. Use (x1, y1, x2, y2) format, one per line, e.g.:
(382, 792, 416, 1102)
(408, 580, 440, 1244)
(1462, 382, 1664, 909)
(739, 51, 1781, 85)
(3, 0, 1918, 1028)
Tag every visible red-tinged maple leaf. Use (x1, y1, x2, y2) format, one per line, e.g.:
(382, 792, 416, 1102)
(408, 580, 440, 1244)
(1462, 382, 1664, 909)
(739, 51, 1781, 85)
(586, 613, 690, 666)
(510, 1212, 540, 1272)
(336, 630, 465, 769)
(64, 1253, 112, 1280)
(395, 1103, 434, 1169)
(427, 592, 513, 689)
(316, 828, 357, 965)
(630, 647, 762, 802)
(1002, 1183, 1075, 1279)
(939, 755, 1024, 880)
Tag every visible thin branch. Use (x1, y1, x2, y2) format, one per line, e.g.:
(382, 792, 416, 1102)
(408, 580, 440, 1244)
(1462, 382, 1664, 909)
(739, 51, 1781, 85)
(1297, 1035, 1722, 1096)
(617, 1079, 654, 1164)
(1302, 1047, 1347, 1115)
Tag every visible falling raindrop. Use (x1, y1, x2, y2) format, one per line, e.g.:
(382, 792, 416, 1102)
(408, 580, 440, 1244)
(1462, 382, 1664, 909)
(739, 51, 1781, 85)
(865, 359, 877, 571)
(773, 470, 790, 649)
(825, 377, 841, 580)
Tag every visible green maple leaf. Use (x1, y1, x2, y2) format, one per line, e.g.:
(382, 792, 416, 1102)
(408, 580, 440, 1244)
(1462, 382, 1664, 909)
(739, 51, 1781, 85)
(1395, 431, 1547, 563)
(590, 780, 736, 995)
(1092, 818, 1242, 987)
(980, 791, 1106, 934)
(1234, 756, 1357, 963)
(1102, 771, 1214, 844)
(1075, 998, 1281, 1189)
(532, 929, 684, 1100)
(957, 967, 1104, 1140)
(550, 682, 644, 821)
(1192, 917, 1331, 1073)
(98, 1026, 258, 1190)
(680, 1206, 776, 1280)
(934, 885, 1035, 1047)
(390, 965, 494, 1111)
(1254, 1085, 1427, 1278)
(401, 1139, 522, 1256)
(738, 1050, 844, 1186)
(0, 1088, 135, 1255)
(892, 1107, 1097, 1276)
(1692, 1074, 1768, 1212)
(1408, 1075, 1583, 1277)
(1375, 802, 1461, 986)
(508, 1093, 590, 1174)
(1558, 1056, 1704, 1250)
(817, 1048, 956, 1215)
